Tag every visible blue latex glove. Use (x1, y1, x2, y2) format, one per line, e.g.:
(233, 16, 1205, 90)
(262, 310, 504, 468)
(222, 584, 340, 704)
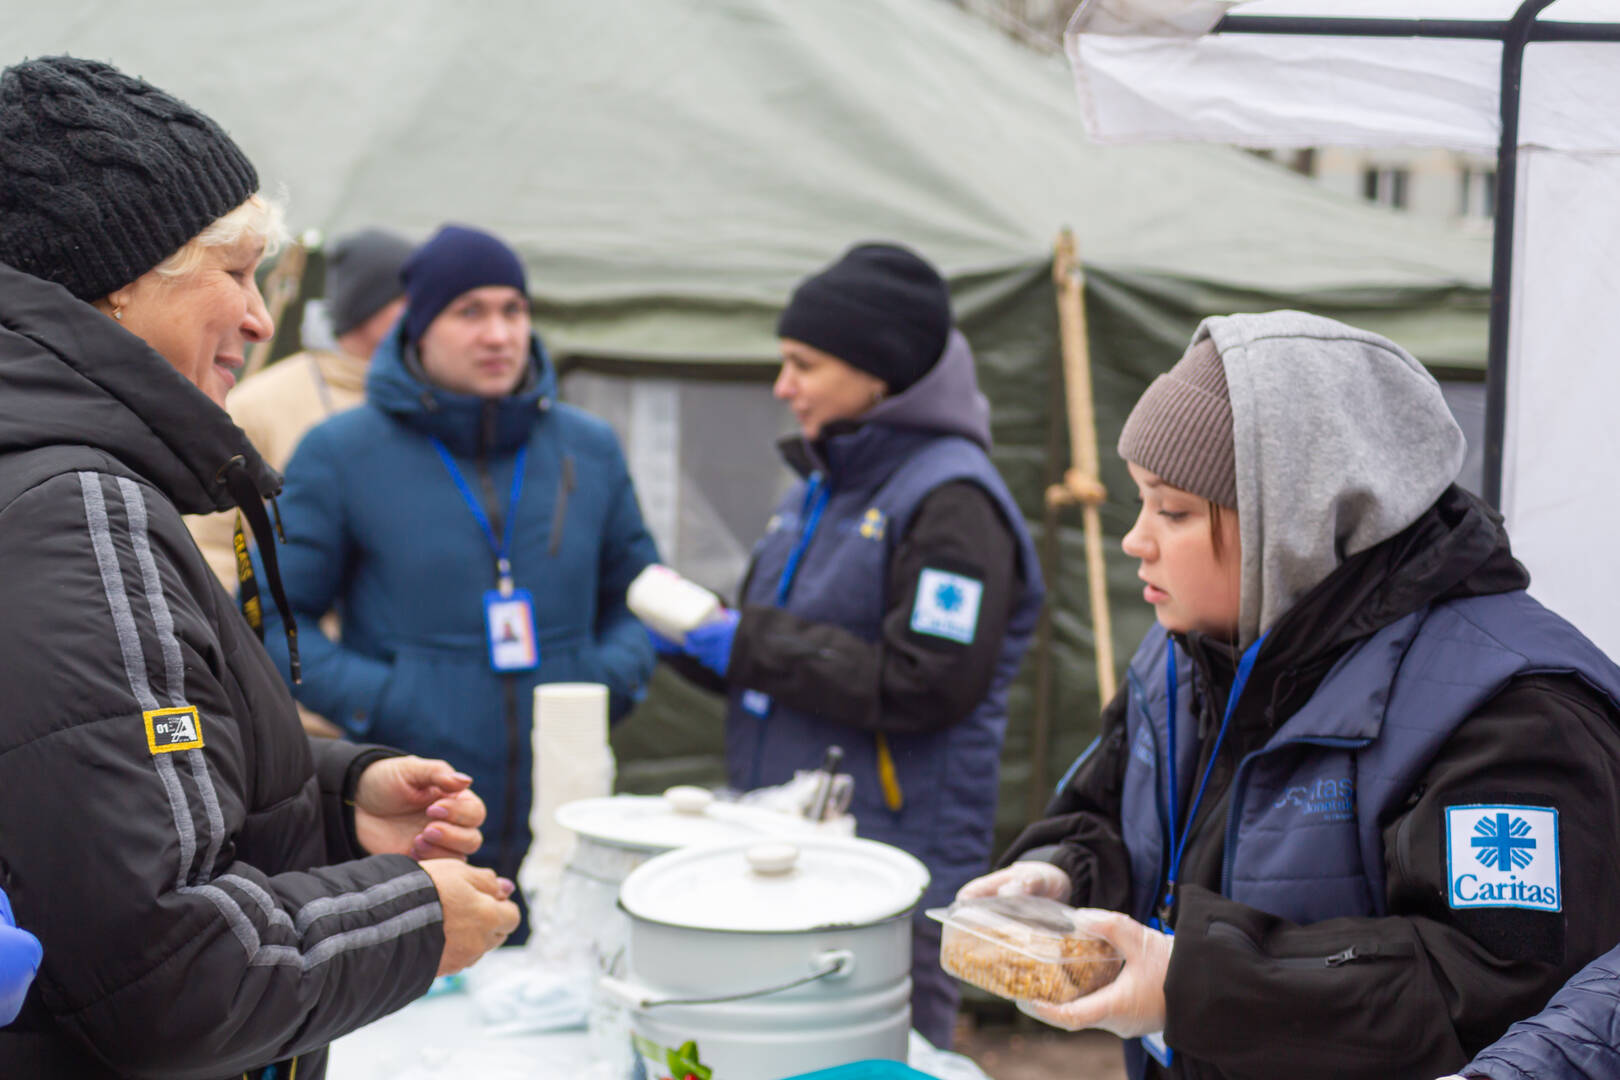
(646, 626, 685, 656)
(0, 887, 41, 1027)
(686, 610, 740, 678)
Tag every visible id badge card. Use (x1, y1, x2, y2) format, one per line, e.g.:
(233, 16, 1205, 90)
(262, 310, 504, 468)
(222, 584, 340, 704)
(485, 588, 540, 672)
(1141, 917, 1173, 1066)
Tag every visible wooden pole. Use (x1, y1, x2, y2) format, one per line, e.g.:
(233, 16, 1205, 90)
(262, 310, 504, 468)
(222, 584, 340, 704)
(242, 238, 309, 380)
(1047, 229, 1117, 707)
(1027, 312, 1069, 821)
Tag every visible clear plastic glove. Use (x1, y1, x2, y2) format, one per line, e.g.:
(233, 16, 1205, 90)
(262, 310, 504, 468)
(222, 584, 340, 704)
(956, 861, 1071, 901)
(685, 609, 740, 677)
(1018, 909, 1173, 1039)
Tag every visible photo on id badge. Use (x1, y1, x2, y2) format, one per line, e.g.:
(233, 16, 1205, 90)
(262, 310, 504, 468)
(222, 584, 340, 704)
(485, 589, 539, 671)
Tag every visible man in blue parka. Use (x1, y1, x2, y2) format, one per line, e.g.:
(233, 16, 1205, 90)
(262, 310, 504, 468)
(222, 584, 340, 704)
(261, 226, 659, 913)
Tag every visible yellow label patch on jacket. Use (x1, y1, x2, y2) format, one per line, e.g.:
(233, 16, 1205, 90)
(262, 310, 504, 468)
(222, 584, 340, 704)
(144, 706, 203, 754)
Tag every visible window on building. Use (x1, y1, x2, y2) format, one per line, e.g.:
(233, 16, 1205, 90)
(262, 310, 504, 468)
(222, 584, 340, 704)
(1362, 166, 1410, 209)
(1460, 167, 1497, 220)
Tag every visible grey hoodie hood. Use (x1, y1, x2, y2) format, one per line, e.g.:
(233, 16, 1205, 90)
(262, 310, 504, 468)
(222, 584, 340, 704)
(1201, 311, 1466, 647)
(858, 329, 992, 450)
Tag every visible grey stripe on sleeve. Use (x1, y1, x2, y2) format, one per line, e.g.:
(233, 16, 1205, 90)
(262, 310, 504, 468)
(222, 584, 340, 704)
(212, 874, 297, 937)
(77, 473, 158, 713)
(118, 478, 233, 880)
(152, 754, 199, 890)
(294, 871, 436, 935)
(186, 745, 228, 878)
(187, 883, 300, 969)
(80, 472, 201, 888)
(117, 477, 185, 705)
(298, 902, 443, 971)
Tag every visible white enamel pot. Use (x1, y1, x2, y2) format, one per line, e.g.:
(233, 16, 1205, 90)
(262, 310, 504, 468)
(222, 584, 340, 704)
(606, 837, 930, 1080)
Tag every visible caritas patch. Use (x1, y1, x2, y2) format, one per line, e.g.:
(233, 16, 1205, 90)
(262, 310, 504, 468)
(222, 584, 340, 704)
(1445, 804, 1560, 913)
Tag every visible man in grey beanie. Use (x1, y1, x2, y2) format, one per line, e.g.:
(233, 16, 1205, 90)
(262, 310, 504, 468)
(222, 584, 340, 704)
(187, 228, 412, 733)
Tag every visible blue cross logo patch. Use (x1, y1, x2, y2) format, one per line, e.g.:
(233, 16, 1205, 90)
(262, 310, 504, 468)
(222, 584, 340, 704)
(1445, 804, 1560, 912)
(1473, 812, 1536, 872)
(910, 568, 984, 644)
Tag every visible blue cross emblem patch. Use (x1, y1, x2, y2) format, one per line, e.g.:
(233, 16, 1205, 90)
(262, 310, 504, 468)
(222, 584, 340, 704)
(910, 568, 984, 644)
(1445, 804, 1560, 912)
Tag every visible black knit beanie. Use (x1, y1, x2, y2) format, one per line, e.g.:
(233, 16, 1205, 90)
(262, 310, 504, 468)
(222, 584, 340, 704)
(0, 55, 258, 301)
(776, 243, 952, 394)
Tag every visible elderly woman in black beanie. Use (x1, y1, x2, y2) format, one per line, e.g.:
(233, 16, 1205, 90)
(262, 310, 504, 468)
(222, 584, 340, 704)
(0, 56, 517, 1078)
(655, 242, 1045, 1048)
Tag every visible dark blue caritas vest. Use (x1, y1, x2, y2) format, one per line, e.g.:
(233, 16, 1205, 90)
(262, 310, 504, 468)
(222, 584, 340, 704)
(1120, 589, 1620, 928)
(729, 425, 1043, 907)
(1117, 590, 1620, 1078)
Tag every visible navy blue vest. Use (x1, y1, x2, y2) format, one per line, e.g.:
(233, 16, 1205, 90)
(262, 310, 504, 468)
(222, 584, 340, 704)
(1116, 590, 1620, 1078)
(729, 425, 1043, 906)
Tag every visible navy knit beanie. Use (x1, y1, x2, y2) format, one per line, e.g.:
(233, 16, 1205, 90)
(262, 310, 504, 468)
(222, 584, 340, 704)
(776, 243, 952, 394)
(0, 55, 258, 301)
(402, 225, 528, 343)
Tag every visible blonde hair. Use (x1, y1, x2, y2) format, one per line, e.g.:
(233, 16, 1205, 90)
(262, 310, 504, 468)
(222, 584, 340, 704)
(152, 193, 289, 280)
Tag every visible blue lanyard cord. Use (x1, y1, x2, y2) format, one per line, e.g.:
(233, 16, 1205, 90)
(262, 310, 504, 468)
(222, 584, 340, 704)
(430, 438, 528, 587)
(1162, 630, 1269, 911)
(775, 473, 830, 606)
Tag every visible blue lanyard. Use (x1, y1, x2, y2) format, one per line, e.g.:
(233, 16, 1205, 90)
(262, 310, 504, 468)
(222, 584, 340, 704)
(775, 473, 830, 606)
(1161, 630, 1268, 913)
(430, 438, 528, 593)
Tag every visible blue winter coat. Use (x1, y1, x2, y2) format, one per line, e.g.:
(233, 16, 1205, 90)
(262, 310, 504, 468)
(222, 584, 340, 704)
(260, 325, 659, 871)
(1467, 945, 1620, 1080)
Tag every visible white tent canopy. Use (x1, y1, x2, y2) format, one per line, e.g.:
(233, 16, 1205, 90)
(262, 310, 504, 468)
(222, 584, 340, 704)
(1067, 0, 1620, 659)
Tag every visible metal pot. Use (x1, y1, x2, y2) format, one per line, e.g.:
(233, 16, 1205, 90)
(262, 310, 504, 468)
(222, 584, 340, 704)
(550, 788, 820, 1076)
(551, 787, 817, 968)
(606, 837, 930, 1080)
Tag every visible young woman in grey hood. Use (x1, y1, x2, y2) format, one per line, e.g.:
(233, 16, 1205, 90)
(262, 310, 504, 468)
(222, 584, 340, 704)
(963, 311, 1620, 1079)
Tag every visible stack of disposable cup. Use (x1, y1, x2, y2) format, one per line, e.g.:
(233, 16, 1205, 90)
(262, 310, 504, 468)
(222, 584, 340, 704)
(518, 682, 614, 937)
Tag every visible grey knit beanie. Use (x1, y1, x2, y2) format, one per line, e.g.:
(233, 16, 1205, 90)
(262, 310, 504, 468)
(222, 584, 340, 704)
(327, 228, 413, 337)
(1117, 336, 1237, 508)
(0, 55, 258, 301)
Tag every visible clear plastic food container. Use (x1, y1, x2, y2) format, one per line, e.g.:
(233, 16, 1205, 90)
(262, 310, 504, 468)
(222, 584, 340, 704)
(927, 895, 1124, 1005)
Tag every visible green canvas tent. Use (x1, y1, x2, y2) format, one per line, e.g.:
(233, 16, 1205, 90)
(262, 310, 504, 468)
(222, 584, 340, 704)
(6, 0, 1490, 848)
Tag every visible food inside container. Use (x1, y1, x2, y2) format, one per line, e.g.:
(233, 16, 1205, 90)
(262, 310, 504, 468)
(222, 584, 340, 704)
(927, 895, 1123, 1005)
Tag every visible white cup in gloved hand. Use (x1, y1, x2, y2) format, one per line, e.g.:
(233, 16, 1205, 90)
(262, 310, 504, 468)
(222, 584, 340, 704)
(956, 861, 1071, 901)
(1017, 908, 1174, 1039)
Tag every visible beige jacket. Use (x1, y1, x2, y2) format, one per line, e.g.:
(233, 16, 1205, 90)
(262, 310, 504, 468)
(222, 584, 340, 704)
(187, 348, 368, 736)
(189, 348, 368, 585)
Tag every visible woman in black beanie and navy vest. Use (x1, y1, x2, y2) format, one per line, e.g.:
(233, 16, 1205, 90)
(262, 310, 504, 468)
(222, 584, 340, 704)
(655, 242, 1045, 1048)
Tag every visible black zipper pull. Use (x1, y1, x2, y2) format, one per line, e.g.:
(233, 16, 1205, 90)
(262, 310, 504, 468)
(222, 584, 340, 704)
(548, 454, 574, 556)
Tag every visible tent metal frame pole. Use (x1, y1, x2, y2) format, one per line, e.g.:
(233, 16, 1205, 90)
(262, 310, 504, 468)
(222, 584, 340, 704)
(1481, 0, 1558, 508)
(1215, 15, 1620, 43)
(1211, 2, 1619, 510)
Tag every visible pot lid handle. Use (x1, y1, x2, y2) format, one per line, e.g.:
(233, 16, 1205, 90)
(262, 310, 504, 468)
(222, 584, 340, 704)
(746, 843, 799, 875)
(663, 785, 714, 815)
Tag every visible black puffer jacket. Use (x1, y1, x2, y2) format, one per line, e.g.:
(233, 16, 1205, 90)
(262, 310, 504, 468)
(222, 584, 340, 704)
(0, 263, 444, 1078)
(1004, 487, 1620, 1079)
